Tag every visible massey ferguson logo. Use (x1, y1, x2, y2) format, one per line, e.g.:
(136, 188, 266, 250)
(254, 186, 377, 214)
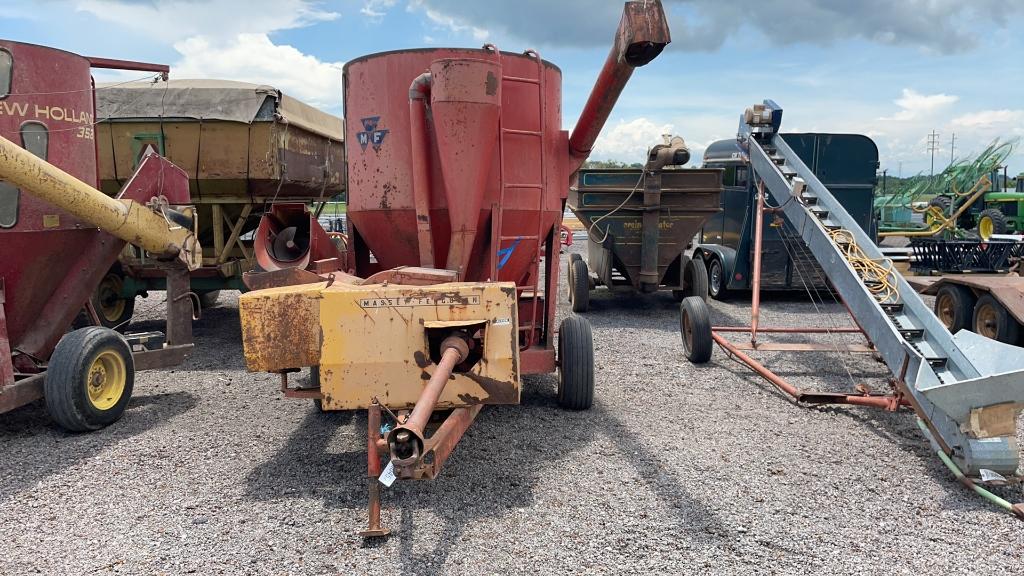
(356, 116, 388, 152)
(359, 295, 481, 308)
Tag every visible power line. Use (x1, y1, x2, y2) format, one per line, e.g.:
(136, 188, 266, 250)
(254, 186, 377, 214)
(927, 130, 940, 179)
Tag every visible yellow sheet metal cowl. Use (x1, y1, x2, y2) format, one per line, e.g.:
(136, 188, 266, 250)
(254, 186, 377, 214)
(239, 280, 521, 410)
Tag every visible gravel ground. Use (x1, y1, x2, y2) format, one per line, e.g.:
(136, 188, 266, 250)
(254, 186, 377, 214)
(2, 242, 1023, 575)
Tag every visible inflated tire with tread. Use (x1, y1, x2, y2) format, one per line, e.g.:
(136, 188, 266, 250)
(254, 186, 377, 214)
(933, 284, 976, 334)
(44, 327, 134, 432)
(684, 256, 709, 301)
(679, 296, 713, 363)
(557, 316, 594, 410)
(91, 268, 135, 331)
(570, 258, 590, 313)
(977, 208, 1009, 240)
(973, 293, 1020, 344)
(707, 257, 728, 300)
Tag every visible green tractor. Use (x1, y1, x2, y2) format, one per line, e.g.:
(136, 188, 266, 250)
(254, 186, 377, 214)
(926, 175, 1023, 239)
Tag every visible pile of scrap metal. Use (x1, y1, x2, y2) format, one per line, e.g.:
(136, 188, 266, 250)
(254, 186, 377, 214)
(238, 0, 671, 536)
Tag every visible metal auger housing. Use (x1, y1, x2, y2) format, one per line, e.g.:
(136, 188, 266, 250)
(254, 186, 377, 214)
(741, 99, 1024, 477)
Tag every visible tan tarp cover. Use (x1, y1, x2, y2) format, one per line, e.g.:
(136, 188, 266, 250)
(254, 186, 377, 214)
(96, 79, 343, 141)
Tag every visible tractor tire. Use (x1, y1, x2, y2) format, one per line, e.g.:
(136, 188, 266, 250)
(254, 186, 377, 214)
(44, 327, 135, 432)
(707, 257, 728, 301)
(679, 296, 713, 364)
(925, 196, 952, 226)
(933, 284, 976, 334)
(570, 258, 590, 313)
(91, 268, 135, 331)
(557, 315, 594, 410)
(973, 293, 1020, 344)
(198, 290, 221, 309)
(569, 253, 582, 266)
(977, 208, 1009, 240)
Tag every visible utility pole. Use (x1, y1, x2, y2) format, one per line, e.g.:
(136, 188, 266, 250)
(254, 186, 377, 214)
(927, 130, 940, 179)
(949, 132, 957, 166)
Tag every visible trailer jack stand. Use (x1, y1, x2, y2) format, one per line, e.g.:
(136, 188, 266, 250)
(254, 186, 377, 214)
(360, 402, 391, 539)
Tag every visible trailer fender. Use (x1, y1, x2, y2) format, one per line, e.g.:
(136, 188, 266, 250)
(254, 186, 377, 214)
(694, 245, 737, 282)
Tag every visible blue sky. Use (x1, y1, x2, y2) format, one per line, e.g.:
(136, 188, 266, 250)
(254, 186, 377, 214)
(2, 0, 1022, 176)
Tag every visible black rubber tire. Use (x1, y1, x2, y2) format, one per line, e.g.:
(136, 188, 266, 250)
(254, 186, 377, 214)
(557, 315, 594, 410)
(927, 195, 952, 215)
(570, 258, 590, 313)
(566, 258, 575, 300)
(707, 257, 728, 301)
(679, 296, 713, 364)
(91, 268, 135, 331)
(310, 366, 327, 411)
(569, 253, 582, 266)
(44, 327, 135, 432)
(198, 290, 221, 309)
(978, 208, 1009, 240)
(933, 284, 976, 334)
(684, 256, 709, 302)
(973, 293, 1020, 344)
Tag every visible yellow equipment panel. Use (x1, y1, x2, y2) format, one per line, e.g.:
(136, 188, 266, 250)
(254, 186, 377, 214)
(239, 281, 521, 410)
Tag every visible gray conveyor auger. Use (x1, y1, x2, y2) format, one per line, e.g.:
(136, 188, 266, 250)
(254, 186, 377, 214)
(741, 100, 1024, 478)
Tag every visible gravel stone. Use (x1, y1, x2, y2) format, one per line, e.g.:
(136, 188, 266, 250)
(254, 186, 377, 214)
(2, 242, 1022, 574)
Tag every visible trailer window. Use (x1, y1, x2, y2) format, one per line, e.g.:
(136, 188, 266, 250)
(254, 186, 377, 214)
(0, 49, 11, 98)
(0, 182, 15, 228)
(0, 123, 47, 228)
(21, 122, 48, 160)
(736, 166, 749, 188)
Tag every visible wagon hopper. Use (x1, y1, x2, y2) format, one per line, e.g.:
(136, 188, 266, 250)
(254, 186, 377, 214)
(238, 0, 671, 536)
(92, 80, 344, 326)
(567, 137, 722, 311)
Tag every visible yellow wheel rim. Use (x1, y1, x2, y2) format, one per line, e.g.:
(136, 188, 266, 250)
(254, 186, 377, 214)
(979, 216, 994, 241)
(935, 293, 955, 329)
(86, 349, 127, 411)
(975, 303, 999, 339)
(97, 274, 126, 323)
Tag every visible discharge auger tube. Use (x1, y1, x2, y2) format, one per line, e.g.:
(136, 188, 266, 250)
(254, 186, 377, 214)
(388, 333, 471, 465)
(567, 0, 671, 170)
(0, 134, 198, 269)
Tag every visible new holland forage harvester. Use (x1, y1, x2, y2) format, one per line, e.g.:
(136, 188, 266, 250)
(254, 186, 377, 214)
(0, 41, 200, 430)
(239, 0, 671, 536)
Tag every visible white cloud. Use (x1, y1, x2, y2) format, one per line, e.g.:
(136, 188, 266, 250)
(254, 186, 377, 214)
(172, 34, 343, 111)
(590, 118, 676, 162)
(74, 0, 339, 43)
(952, 109, 1024, 129)
(408, 1, 490, 42)
(409, 0, 1023, 53)
(71, 0, 343, 111)
(361, 0, 398, 20)
(883, 89, 959, 122)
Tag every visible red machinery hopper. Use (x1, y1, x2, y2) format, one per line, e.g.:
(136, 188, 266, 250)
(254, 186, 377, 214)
(239, 0, 671, 536)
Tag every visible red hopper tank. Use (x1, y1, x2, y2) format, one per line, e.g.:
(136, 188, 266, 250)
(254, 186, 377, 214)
(343, 0, 671, 362)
